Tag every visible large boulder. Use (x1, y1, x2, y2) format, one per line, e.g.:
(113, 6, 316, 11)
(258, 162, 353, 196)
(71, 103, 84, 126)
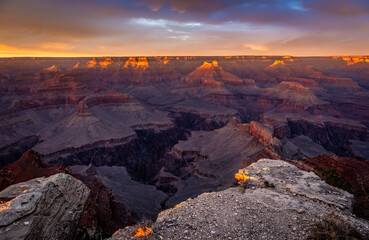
(0, 173, 90, 240)
(110, 159, 369, 239)
(0, 151, 132, 238)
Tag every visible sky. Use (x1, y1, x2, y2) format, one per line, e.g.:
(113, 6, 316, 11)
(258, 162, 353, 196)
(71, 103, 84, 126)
(0, 0, 368, 57)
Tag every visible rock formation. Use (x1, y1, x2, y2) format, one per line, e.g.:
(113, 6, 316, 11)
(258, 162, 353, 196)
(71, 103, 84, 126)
(43, 65, 60, 72)
(181, 60, 243, 88)
(0, 150, 70, 191)
(99, 57, 113, 68)
(124, 57, 149, 70)
(341, 56, 369, 65)
(155, 56, 171, 65)
(268, 60, 286, 68)
(313, 76, 361, 92)
(289, 154, 369, 220)
(0, 173, 90, 240)
(265, 81, 326, 106)
(110, 160, 369, 240)
(0, 150, 133, 238)
(0, 56, 369, 239)
(73, 173, 132, 238)
(167, 118, 302, 206)
(86, 58, 97, 68)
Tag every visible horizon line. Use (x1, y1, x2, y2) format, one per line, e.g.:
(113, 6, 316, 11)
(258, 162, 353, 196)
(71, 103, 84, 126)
(1, 54, 369, 59)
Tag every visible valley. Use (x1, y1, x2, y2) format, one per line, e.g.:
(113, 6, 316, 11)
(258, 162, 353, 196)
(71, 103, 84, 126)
(0, 56, 368, 237)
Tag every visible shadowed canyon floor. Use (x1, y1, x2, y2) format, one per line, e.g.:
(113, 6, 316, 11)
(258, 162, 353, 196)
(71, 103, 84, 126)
(0, 56, 369, 238)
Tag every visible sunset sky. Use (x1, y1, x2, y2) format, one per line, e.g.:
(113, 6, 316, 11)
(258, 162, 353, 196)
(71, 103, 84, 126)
(0, 0, 368, 57)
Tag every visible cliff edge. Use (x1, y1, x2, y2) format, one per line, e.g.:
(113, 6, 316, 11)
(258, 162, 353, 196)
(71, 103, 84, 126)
(110, 159, 369, 240)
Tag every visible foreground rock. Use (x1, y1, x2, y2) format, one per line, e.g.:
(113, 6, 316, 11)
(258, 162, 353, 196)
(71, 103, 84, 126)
(290, 154, 369, 220)
(110, 160, 369, 240)
(0, 173, 90, 240)
(0, 150, 131, 238)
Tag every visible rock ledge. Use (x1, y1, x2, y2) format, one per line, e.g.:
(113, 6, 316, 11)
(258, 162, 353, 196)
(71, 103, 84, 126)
(110, 159, 369, 240)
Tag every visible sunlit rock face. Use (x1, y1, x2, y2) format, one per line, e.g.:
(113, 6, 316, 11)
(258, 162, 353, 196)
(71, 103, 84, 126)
(68, 62, 80, 70)
(124, 57, 149, 70)
(181, 61, 224, 88)
(282, 55, 294, 62)
(341, 56, 369, 65)
(181, 60, 243, 88)
(268, 60, 286, 68)
(43, 65, 59, 72)
(86, 57, 97, 68)
(99, 57, 113, 68)
(155, 56, 171, 64)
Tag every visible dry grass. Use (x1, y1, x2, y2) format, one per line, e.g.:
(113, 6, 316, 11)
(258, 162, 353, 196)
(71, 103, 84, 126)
(132, 221, 154, 238)
(308, 214, 364, 240)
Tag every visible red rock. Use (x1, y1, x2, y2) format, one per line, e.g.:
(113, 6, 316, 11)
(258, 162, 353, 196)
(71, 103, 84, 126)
(181, 60, 243, 88)
(290, 154, 369, 220)
(124, 57, 149, 70)
(247, 121, 275, 147)
(285, 77, 320, 88)
(43, 65, 60, 72)
(267, 81, 325, 106)
(73, 174, 132, 236)
(242, 148, 280, 168)
(0, 150, 70, 191)
(314, 76, 361, 91)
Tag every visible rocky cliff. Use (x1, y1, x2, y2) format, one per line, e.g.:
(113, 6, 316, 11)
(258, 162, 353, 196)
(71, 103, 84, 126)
(0, 173, 90, 240)
(1, 56, 369, 239)
(110, 159, 369, 240)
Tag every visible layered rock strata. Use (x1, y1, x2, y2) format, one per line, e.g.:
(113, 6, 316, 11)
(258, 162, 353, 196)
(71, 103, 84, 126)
(0, 173, 90, 240)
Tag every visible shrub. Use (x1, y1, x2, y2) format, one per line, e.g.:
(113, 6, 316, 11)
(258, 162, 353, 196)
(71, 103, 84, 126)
(308, 214, 364, 240)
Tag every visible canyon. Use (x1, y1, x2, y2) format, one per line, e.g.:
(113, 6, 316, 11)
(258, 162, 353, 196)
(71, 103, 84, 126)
(0, 56, 369, 239)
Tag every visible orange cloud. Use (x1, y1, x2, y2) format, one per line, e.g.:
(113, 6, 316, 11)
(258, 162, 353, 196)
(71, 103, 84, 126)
(0, 44, 19, 54)
(244, 44, 268, 52)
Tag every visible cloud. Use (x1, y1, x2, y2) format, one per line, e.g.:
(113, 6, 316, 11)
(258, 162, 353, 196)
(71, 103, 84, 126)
(137, 0, 226, 13)
(0, 0, 368, 56)
(244, 44, 268, 52)
(306, 0, 369, 16)
(130, 18, 202, 28)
